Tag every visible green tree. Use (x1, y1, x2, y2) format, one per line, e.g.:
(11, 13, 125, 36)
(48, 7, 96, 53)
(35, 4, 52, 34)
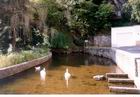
(124, 0, 140, 23)
(44, 0, 68, 32)
(71, 0, 113, 39)
(42, 0, 113, 46)
(94, 3, 113, 30)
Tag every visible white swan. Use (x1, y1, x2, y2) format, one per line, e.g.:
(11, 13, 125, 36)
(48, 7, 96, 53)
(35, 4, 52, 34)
(35, 66, 41, 71)
(40, 68, 46, 81)
(64, 68, 71, 88)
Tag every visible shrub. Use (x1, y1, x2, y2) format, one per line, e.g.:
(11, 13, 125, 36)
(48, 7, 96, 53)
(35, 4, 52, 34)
(31, 28, 44, 46)
(123, 0, 140, 23)
(50, 32, 70, 49)
(71, 0, 113, 36)
(0, 47, 49, 68)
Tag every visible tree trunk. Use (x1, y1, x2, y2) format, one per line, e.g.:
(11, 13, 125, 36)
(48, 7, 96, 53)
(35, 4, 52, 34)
(12, 28, 16, 51)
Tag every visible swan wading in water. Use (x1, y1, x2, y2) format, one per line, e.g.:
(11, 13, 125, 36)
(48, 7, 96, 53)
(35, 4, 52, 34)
(40, 68, 46, 81)
(35, 66, 41, 71)
(64, 68, 71, 88)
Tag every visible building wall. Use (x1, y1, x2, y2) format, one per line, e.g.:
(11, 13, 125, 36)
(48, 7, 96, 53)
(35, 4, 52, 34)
(111, 25, 140, 47)
(113, 48, 140, 88)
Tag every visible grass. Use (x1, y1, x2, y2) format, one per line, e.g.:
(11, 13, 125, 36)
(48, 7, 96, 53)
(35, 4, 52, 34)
(0, 47, 49, 68)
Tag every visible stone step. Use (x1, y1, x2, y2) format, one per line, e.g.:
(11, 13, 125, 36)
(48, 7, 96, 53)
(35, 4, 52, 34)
(106, 73, 128, 78)
(108, 78, 134, 84)
(108, 82, 135, 88)
(109, 86, 140, 94)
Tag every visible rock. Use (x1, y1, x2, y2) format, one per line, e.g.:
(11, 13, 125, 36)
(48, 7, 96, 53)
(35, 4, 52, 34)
(93, 75, 106, 81)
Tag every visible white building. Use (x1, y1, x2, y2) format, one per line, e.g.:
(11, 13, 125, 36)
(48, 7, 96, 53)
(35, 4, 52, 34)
(111, 25, 140, 88)
(111, 25, 140, 47)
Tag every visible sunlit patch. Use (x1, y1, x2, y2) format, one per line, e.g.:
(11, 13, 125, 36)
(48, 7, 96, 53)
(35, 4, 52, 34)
(0, 54, 120, 94)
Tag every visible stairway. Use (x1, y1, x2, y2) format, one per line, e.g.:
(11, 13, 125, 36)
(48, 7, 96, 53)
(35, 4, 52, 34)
(106, 73, 140, 94)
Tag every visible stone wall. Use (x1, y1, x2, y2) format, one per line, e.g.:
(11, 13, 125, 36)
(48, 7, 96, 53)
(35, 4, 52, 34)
(0, 52, 52, 79)
(89, 35, 111, 47)
(85, 47, 117, 65)
(85, 47, 112, 59)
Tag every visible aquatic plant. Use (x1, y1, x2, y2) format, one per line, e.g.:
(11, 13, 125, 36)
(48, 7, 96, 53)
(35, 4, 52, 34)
(50, 32, 70, 49)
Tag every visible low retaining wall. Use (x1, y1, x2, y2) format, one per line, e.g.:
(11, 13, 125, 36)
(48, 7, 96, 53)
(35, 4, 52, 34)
(89, 35, 111, 47)
(0, 52, 52, 79)
(85, 47, 113, 59)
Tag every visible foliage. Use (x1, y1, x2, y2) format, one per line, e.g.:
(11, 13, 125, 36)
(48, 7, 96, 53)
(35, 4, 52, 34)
(111, 19, 131, 27)
(0, 0, 50, 52)
(95, 3, 113, 29)
(71, 0, 92, 36)
(42, 0, 113, 46)
(31, 28, 44, 46)
(50, 32, 70, 49)
(44, 0, 69, 32)
(70, 0, 113, 46)
(71, 0, 113, 36)
(42, 33, 50, 47)
(92, 0, 104, 5)
(124, 0, 140, 23)
(0, 47, 49, 68)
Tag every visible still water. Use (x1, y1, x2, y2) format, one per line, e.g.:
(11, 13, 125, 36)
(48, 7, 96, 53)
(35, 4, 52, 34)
(0, 53, 121, 94)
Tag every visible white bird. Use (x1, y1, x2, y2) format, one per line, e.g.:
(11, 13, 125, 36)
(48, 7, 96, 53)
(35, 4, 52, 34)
(93, 75, 105, 81)
(40, 68, 46, 81)
(64, 68, 71, 88)
(7, 44, 12, 53)
(35, 66, 41, 71)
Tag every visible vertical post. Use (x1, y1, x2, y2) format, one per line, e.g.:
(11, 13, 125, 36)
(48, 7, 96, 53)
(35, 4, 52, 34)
(84, 40, 89, 48)
(84, 40, 89, 53)
(135, 58, 140, 77)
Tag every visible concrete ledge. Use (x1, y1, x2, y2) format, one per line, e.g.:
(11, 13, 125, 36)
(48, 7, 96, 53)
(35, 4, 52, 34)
(0, 52, 52, 79)
(106, 73, 128, 78)
(108, 78, 134, 84)
(109, 86, 140, 94)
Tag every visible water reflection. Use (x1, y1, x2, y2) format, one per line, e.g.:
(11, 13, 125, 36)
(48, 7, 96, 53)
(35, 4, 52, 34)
(84, 59, 89, 66)
(50, 53, 115, 68)
(0, 53, 119, 94)
(40, 68, 46, 81)
(88, 55, 115, 66)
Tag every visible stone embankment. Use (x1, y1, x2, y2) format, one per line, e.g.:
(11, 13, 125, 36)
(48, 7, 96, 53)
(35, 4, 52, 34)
(0, 52, 52, 79)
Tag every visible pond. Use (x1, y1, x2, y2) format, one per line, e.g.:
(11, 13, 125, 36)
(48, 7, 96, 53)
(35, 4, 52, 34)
(0, 53, 122, 94)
